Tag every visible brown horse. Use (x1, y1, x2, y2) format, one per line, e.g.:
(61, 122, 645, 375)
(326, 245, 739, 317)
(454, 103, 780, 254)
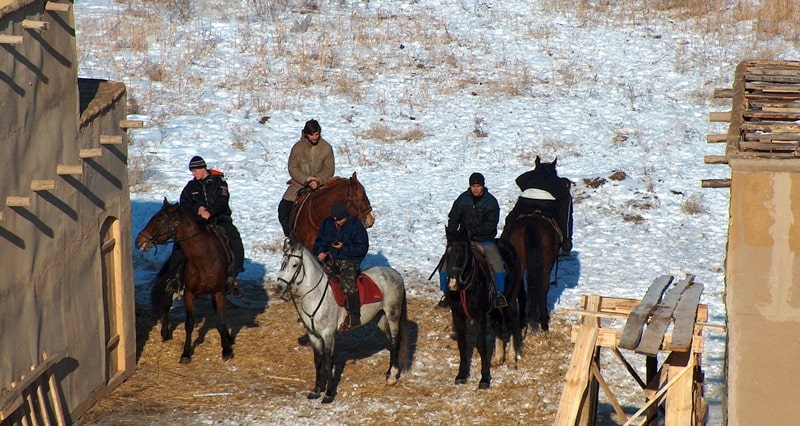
(135, 199, 234, 363)
(291, 172, 375, 250)
(501, 214, 560, 334)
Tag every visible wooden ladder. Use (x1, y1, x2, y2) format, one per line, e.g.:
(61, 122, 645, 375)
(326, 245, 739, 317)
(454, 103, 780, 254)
(555, 275, 719, 425)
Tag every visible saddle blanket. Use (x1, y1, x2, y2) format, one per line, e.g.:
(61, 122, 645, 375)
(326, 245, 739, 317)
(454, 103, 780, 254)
(329, 273, 383, 307)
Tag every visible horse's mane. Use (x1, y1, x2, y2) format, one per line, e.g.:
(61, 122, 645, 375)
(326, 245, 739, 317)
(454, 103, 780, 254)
(323, 176, 348, 186)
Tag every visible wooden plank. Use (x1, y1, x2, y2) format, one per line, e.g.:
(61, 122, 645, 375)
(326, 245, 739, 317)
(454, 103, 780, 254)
(666, 282, 704, 351)
(45, 2, 71, 12)
(741, 122, 800, 133)
(99, 135, 123, 145)
(744, 92, 800, 101)
(5, 197, 30, 207)
(618, 275, 673, 350)
(664, 351, 694, 426)
(621, 363, 694, 426)
(591, 362, 628, 422)
(701, 179, 730, 188)
(31, 180, 55, 191)
(708, 111, 731, 122)
(706, 134, 728, 143)
(744, 132, 800, 142)
(745, 82, 800, 93)
(742, 110, 800, 121)
(745, 73, 800, 84)
(0, 35, 23, 44)
(636, 275, 695, 356)
(704, 155, 727, 165)
(0, 211, 4, 221)
(555, 295, 601, 426)
(0, 352, 64, 420)
(712, 88, 732, 98)
(79, 148, 102, 159)
(739, 141, 797, 152)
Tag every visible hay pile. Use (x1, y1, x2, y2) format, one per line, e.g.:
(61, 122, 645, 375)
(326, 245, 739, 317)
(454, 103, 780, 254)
(81, 280, 576, 425)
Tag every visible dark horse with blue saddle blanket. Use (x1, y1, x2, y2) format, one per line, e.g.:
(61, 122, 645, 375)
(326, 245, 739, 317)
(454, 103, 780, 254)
(136, 199, 235, 363)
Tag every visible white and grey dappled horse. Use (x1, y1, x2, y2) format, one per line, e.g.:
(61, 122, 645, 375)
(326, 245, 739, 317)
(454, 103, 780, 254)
(275, 237, 410, 403)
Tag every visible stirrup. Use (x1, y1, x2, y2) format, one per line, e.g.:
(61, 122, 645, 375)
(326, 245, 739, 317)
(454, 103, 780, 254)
(493, 293, 508, 308)
(226, 277, 244, 298)
(337, 315, 361, 333)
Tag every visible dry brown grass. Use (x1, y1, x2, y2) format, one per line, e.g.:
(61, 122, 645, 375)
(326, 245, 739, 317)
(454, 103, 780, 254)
(80, 287, 576, 425)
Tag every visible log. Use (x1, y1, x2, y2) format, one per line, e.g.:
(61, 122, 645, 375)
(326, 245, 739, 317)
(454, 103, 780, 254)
(712, 88, 732, 98)
(31, 180, 55, 191)
(21, 20, 49, 31)
(701, 179, 731, 188)
(79, 148, 102, 158)
(119, 120, 144, 129)
(100, 135, 123, 145)
(706, 134, 728, 143)
(708, 111, 731, 122)
(0, 35, 23, 44)
(6, 197, 31, 207)
(704, 155, 727, 164)
(56, 165, 83, 175)
(45, 2, 71, 12)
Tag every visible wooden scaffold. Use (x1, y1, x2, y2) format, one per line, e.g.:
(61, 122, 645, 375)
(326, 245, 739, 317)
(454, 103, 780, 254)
(554, 274, 724, 425)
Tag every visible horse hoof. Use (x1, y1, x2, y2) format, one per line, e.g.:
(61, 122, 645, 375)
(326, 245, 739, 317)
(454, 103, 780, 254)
(454, 378, 467, 385)
(322, 395, 335, 404)
(222, 352, 234, 361)
(179, 356, 191, 364)
(386, 378, 398, 386)
(478, 382, 490, 390)
(307, 391, 321, 400)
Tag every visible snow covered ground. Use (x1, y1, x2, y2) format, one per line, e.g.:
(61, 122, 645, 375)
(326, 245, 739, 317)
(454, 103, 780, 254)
(74, 1, 800, 423)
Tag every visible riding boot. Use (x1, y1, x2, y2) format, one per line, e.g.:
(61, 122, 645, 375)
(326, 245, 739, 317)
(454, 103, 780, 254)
(339, 293, 361, 332)
(437, 272, 450, 308)
(492, 271, 508, 308)
(560, 238, 573, 256)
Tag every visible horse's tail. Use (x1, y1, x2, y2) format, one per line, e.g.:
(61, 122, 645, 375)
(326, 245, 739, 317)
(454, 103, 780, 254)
(525, 219, 545, 324)
(397, 289, 411, 372)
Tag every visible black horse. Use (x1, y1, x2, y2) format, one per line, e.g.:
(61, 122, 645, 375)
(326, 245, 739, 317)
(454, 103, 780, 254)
(442, 226, 523, 388)
(136, 199, 234, 363)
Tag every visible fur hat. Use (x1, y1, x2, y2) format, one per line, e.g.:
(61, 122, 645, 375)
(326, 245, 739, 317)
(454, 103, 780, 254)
(188, 156, 207, 170)
(330, 203, 349, 221)
(469, 172, 485, 186)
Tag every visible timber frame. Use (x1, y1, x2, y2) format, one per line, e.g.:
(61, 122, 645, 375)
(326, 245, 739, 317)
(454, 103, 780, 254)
(555, 275, 721, 425)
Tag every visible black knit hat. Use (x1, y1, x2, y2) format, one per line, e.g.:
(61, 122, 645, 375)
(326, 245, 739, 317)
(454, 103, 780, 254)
(188, 156, 206, 170)
(330, 203, 349, 221)
(469, 172, 485, 186)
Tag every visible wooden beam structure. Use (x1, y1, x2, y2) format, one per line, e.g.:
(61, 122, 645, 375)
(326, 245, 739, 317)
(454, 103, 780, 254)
(45, 2, 71, 12)
(555, 275, 715, 425)
(56, 164, 83, 175)
(0, 35, 23, 44)
(119, 120, 144, 129)
(100, 135, 123, 145)
(79, 148, 102, 159)
(21, 20, 49, 30)
(6, 197, 31, 207)
(31, 180, 55, 191)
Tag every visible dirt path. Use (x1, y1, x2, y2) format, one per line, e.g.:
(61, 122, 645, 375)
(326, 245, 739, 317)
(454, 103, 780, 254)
(80, 282, 575, 425)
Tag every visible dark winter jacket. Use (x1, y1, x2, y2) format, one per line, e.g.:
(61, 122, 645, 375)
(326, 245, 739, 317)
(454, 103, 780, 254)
(515, 168, 571, 201)
(180, 170, 232, 223)
(447, 189, 500, 242)
(313, 215, 369, 261)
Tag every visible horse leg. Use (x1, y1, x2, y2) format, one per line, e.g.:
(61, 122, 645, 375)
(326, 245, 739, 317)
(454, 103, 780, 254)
(452, 313, 470, 385)
(180, 294, 196, 363)
(159, 296, 174, 341)
(321, 344, 337, 403)
(212, 293, 234, 361)
(308, 345, 325, 399)
(476, 314, 491, 390)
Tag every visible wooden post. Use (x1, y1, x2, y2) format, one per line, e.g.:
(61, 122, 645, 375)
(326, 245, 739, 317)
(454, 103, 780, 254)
(701, 179, 731, 188)
(704, 155, 728, 164)
(100, 135, 123, 145)
(79, 148, 103, 159)
(45, 2, 71, 12)
(57, 165, 83, 175)
(0, 35, 23, 44)
(6, 197, 31, 207)
(21, 20, 49, 31)
(31, 180, 55, 191)
(119, 120, 144, 129)
(709, 111, 731, 122)
(664, 351, 694, 426)
(706, 134, 728, 143)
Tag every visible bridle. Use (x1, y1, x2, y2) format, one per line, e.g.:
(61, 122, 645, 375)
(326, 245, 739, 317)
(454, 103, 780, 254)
(276, 244, 331, 338)
(445, 240, 480, 320)
(138, 206, 180, 248)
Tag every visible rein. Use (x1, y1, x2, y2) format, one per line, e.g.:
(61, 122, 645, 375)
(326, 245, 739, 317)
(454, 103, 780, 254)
(278, 250, 332, 339)
(447, 241, 481, 321)
(140, 207, 203, 247)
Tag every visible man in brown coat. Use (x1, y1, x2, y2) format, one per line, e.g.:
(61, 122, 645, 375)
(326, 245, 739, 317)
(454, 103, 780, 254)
(278, 119, 336, 236)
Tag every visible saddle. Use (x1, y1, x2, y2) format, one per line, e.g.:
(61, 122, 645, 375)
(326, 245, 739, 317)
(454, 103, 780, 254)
(327, 272, 383, 307)
(206, 223, 236, 278)
(517, 212, 564, 244)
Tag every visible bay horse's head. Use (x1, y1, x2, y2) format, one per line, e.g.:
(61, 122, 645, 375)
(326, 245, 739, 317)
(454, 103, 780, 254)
(338, 172, 375, 228)
(275, 237, 307, 299)
(534, 155, 559, 177)
(443, 226, 475, 292)
(135, 198, 180, 251)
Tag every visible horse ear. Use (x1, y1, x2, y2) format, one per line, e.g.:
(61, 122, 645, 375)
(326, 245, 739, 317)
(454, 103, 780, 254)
(351, 171, 358, 181)
(553, 157, 558, 167)
(163, 197, 169, 206)
(535, 156, 541, 166)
